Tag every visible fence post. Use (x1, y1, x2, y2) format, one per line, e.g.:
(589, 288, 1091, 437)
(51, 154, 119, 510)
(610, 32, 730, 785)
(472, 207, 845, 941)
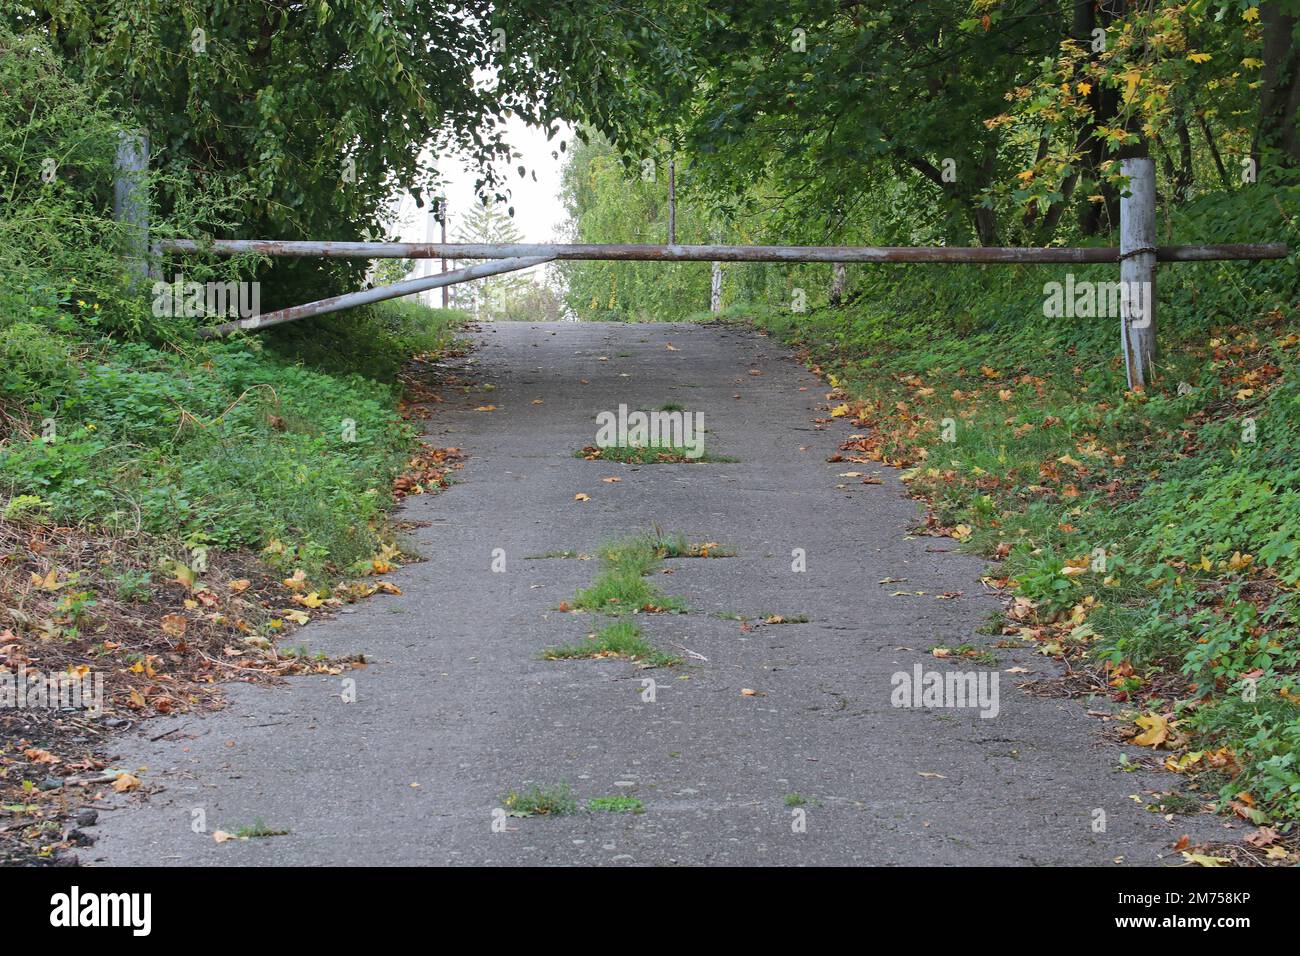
(113, 129, 151, 287)
(1119, 156, 1156, 389)
(829, 262, 847, 306)
(668, 159, 676, 244)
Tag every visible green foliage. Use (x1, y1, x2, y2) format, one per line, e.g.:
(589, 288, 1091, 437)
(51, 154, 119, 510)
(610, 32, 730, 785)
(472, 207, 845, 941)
(1, 336, 416, 574)
(267, 300, 470, 384)
(501, 783, 578, 817)
(560, 132, 718, 321)
(740, 179, 1300, 823)
(544, 619, 680, 667)
(588, 795, 644, 813)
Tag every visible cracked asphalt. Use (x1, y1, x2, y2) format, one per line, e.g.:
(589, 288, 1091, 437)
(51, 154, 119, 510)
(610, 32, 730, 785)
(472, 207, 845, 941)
(88, 320, 1210, 866)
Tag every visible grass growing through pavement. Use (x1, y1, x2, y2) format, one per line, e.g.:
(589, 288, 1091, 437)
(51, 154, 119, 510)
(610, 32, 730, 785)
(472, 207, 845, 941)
(544, 619, 680, 667)
(501, 783, 579, 817)
(576, 443, 737, 464)
(547, 530, 734, 665)
(588, 795, 644, 813)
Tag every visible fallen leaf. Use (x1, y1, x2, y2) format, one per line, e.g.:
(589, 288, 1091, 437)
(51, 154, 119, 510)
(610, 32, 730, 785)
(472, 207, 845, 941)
(1181, 851, 1230, 867)
(574, 493, 590, 501)
(229, 579, 251, 593)
(112, 772, 141, 793)
(1245, 827, 1280, 848)
(160, 613, 187, 638)
(1132, 712, 1170, 748)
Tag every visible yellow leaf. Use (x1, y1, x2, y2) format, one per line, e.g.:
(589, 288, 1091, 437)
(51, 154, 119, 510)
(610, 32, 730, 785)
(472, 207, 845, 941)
(229, 579, 251, 593)
(1187, 52, 1212, 64)
(172, 563, 197, 590)
(283, 569, 307, 591)
(283, 610, 309, 625)
(1076, 81, 1092, 95)
(952, 524, 973, 541)
(294, 591, 325, 609)
(375, 581, 401, 595)
(829, 403, 851, 417)
(1164, 751, 1204, 773)
(112, 772, 141, 793)
(1227, 551, 1254, 571)
(1181, 851, 1230, 867)
(31, 569, 62, 591)
(1242, 6, 1259, 22)
(574, 492, 590, 501)
(1133, 712, 1170, 748)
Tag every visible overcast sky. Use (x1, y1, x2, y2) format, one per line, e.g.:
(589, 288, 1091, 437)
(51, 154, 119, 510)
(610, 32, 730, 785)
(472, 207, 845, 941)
(390, 115, 574, 289)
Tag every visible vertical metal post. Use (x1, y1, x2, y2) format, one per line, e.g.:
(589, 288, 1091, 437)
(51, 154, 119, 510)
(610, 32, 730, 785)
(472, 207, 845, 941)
(113, 129, 150, 286)
(830, 263, 847, 306)
(668, 159, 676, 245)
(440, 200, 449, 309)
(1119, 157, 1157, 389)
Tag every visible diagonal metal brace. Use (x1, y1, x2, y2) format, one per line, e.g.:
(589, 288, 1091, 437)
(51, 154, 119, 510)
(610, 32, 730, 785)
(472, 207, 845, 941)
(199, 255, 554, 337)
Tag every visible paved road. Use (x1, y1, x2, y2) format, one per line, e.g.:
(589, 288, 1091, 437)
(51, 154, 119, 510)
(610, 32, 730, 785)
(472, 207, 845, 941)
(90, 321, 1201, 865)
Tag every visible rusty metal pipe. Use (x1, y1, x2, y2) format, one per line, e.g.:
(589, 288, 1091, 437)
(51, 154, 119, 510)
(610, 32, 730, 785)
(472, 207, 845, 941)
(161, 239, 1288, 264)
(198, 255, 553, 337)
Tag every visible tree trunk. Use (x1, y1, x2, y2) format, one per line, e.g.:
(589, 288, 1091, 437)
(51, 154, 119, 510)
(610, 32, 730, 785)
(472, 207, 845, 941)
(1257, 1, 1300, 168)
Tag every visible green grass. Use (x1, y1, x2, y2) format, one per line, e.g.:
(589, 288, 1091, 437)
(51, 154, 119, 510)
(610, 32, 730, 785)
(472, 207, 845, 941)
(501, 783, 579, 817)
(575, 443, 737, 464)
(735, 178, 1300, 825)
(544, 620, 680, 667)
(225, 820, 289, 839)
(588, 795, 645, 813)
(567, 533, 709, 615)
(549, 531, 731, 663)
(784, 793, 807, 807)
(2, 301, 469, 579)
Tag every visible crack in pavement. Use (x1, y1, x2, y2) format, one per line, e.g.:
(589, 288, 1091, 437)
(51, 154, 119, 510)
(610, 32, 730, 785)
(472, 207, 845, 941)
(87, 321, 1210, 866)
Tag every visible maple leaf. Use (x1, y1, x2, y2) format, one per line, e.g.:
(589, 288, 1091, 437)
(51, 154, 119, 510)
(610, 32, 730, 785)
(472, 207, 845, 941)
(1132, 712, 1170, 747)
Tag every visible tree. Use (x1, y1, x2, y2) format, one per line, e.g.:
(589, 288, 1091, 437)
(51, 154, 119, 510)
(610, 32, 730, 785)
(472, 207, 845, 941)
(5, 0, 696, 308)
(449, 202, 534, 319)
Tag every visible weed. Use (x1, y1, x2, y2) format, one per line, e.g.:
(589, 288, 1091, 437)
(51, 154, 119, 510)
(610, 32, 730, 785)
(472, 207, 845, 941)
(501, 783, 578, 817)
(588, 795, 644, 813)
